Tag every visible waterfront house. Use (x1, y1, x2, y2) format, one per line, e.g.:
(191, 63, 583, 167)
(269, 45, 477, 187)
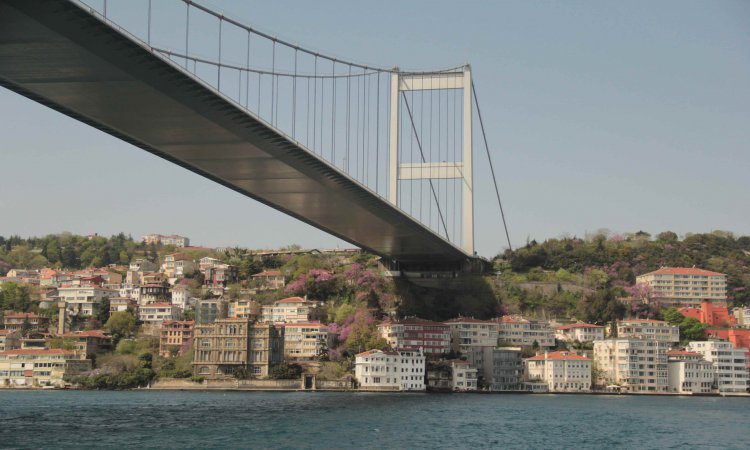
(0, 349, 91, 387)
(524, 351, 592, 392)
(355, 348, 425, 391)
(666, 350, 714, 394)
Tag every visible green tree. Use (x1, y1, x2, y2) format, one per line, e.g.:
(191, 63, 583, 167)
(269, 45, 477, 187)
(270, 363, 303, 380)
(104, 311, 136, 343)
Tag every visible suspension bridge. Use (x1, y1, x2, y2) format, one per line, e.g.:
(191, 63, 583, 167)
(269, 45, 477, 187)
(0, 0, 511, 271)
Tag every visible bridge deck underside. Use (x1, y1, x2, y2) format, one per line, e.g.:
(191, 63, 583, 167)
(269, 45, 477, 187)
(0, 0, 469, 264)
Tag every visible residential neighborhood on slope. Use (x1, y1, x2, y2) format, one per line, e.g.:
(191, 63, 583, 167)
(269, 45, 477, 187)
(0, 231, 749, 395)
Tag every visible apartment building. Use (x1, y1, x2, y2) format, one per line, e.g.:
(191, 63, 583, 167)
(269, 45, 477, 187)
(282, 322, 331, 364)
(733, 307, 750, 328)
(636, 267, 727, 307)
(687, 340, 749, 394)
(138, 303, 180, 325)
(497, 316, 555, 349)
(143, 234, 190, 247)
(57, 285, 115, 316)
(159, 320, 194, 358)
(193, 319, 283, 379)
(251, 270, 286, 290)
(0, 349, 91, 387)
(378, 317, 451, 355)
(594, 338, 670, 392)
(525, 351, 592, 392)
(486, 347, 523, 391)
(617, 319, 679, 344)
(162, 253, 196, 278)
(355, 348, 425, 391)
(555, 322, 605, 343)
(261, 297, 323, 324)
(444, 317, 499, 351)
(666, 350, 714, 394)
(62, 330, 112, 359)
(2, 313, 49, 333)
(426, 360, 478, 391)
(0, 330, 20, 351)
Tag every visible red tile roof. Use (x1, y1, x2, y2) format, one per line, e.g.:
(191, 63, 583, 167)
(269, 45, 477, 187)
(642, 267, 725, 277)
(356, 349, 399, 357)
(4, 312, 43, 319)
(526, 351, 590, 361)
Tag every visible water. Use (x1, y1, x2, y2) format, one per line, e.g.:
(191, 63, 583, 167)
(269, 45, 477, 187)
(0, 391, 748, 449)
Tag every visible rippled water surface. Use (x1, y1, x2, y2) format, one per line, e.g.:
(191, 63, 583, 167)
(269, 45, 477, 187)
(1, 391, 749, 449)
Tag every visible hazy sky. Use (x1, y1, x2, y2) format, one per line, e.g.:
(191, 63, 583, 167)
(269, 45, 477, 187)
(1, 0, 748, 256)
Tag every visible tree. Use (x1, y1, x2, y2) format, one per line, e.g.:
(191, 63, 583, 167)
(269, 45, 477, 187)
(578, 288, 625, 325)
(270, 363, 303, 379)
(97, 297, 111, 324)
(317, 337, 330, 362)
(680, 317, 707, 342)
(104, 311, 136, 343)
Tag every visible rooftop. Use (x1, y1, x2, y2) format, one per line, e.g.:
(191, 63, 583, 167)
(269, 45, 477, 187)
(641, 267, 725, 277)
(557, 322, 604, 330)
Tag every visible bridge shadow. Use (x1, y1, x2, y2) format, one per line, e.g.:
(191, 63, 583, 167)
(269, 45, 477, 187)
(393, 275, 499, 321)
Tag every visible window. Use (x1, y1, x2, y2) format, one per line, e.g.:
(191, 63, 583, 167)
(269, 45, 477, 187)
(199, 366, 210, 375)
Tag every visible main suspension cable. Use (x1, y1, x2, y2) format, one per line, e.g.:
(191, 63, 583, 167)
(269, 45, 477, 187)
(472, 81, 512, 252)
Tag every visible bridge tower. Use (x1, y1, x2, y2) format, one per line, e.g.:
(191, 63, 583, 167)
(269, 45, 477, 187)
(388, 65, 474, 255)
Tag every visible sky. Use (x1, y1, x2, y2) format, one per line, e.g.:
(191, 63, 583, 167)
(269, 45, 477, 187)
(1, 0, 749, 256)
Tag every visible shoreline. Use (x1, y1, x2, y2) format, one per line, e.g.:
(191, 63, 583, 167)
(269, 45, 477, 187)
(2, 386, 748, 397)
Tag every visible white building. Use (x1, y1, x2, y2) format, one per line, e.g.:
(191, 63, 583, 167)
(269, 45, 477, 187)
(733, 307, 750, 328)
(594, 338, 671, 393)
(617, 319, 680, 344)
(282, 322, 332, 364)
(666, 350, 714, 394)
(687, 341, 749, 394)
(525, 351, 592, 392)
(170, 284, 191, 310)
(0, 349, 90, 387)
(355, 348, 425, 391)
(444, 317, 499, 350)
(138, 303, 180, 325)
(449, 360, 478, 391)
(636, 267, 727, 307)
(497, 316, 555, 348)
(261, 297, 322, 324)
(555, 322, 605, 343)
(57, 285, 116, 316)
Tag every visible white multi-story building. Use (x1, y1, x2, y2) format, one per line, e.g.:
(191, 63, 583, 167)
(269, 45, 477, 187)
(0, 349, 91, 387)
(378, 318, 451, 355)
(617, 319, 680, 344)
(525, 351, 592, 392)
(636, 267, 727, 307)
(687, 341, 749, 394)
(143, 234, 190, 248)
(57, 285, 116, 316)
(261, 297, 322, 324)
(355, 348, 425, 391)
(497, 316, 555, 348)
(733, 307, 750, 328)
(138, 303, 180, 325)
(555, 322, 605, 343)
(666, 350, 714, 394)
(282, 322, 331, 364)
(449, 360, 478, 391)
(594, 338, 671, 393)
(170, 284, 191, 310)
(444, 317, 499, 350)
